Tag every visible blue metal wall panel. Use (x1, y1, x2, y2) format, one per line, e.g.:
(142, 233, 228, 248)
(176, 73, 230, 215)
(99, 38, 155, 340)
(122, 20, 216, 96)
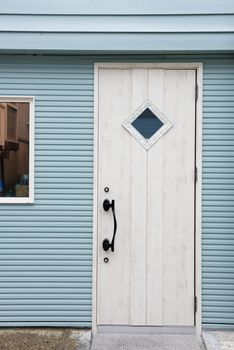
(0, 57, 94, 326)
(0, 33, 234, 53)
(1, 0, 233, 14)
(0, 2, 233, 53)
(202, 59, 234, 328)
(0, 54, 233, 328)
(0, 32, 233, 53)
(1, 15, 233, 32)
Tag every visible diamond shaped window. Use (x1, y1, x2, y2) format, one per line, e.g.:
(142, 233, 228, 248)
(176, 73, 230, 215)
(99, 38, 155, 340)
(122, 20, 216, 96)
(122, 99, 173, 150)
(131, 108, 164, 139)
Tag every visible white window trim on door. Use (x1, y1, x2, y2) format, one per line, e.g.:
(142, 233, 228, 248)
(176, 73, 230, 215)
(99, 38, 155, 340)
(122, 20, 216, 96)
(122, 98, 173, 150)
(0, 96, 35, 204)
(93, 63, 203, 336)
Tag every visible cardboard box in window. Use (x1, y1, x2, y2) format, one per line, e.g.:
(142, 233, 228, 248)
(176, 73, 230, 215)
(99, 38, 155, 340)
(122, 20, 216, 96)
(0, 103, 18, 146)
(15, 184, 29, 197)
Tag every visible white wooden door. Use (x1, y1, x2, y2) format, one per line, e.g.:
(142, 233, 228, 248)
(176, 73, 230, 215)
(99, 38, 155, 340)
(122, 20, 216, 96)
(96, 67, 196, 326)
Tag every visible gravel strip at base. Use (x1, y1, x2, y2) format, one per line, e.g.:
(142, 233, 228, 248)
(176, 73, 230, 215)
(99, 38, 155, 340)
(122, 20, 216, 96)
(0, 328, 64, 350)
(0, 328, 91, 350)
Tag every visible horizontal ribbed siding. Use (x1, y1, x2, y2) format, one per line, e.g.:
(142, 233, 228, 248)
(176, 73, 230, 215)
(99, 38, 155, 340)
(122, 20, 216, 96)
(0, 54, 233, 328)
(0, 15, 233, 32)
(202, 59, 234, 328)
(0, 3, 233, 53)
(0, 59, 94, 326)
(1, 0, 233, 15)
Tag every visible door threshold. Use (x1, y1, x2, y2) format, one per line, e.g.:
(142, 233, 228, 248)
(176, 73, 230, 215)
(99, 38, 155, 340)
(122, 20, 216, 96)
(97, 325, 196, 335)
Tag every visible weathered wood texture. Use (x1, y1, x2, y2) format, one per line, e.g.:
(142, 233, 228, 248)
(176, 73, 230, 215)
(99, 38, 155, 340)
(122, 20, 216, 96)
(97, 67, 196, 326)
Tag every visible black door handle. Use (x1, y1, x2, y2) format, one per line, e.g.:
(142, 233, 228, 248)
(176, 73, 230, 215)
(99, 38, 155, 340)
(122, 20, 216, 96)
(102, 199, 117, 252)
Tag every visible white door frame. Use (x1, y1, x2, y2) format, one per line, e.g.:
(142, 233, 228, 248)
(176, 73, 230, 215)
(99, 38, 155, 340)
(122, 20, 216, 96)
(92, 62, 203, 336)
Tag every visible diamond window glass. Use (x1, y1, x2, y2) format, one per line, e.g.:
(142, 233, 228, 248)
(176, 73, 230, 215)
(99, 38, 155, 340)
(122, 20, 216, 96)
(122, 99, 173, 150)
(131, 108, 164, 139)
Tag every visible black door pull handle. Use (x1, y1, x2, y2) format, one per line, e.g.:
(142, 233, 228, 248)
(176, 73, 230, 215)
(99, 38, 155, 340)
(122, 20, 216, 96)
(102, 199, 117, 252)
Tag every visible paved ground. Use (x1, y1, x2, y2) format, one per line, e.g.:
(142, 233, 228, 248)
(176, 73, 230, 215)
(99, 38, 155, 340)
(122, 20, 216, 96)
(5, 328, 234, 350)
(91, 334, 204, 350)
(203, 331, 234, 350)
(0, 328, 91, 350)
(1, 328, 233, 350)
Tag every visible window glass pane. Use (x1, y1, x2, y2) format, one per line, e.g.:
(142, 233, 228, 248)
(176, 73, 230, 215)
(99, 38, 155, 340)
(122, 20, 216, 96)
(0, 102, 30, 197)
(131, 107, 164, 139)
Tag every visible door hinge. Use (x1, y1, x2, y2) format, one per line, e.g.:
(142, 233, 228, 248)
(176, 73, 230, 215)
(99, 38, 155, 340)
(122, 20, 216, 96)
(195, 166, 198, 183)
(195, 84, 198, 100)
(194, 296, 197, 313)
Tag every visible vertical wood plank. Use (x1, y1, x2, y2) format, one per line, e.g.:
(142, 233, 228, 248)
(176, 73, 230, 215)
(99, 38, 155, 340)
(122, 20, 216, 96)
(130, 68, 148, 325)
(97, 68, 132, 324)
(162, 70, 195, 325)
(147, 69, 164, 325)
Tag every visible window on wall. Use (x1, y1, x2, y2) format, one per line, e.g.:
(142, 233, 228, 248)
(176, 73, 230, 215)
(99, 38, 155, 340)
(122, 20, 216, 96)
(0, 97, 34, 203)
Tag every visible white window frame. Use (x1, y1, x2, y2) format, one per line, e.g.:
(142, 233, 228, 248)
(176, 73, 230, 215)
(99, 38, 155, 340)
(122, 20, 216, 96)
(0, 96, 34, 204)
(122, 98, 173, 150)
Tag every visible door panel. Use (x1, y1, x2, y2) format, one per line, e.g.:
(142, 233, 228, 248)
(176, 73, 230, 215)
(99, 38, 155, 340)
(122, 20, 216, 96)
(97, 67, 196, 326)
(147, 69, 165, 325)
(130, 69, 148, 325)
(97, 69, 132, 324)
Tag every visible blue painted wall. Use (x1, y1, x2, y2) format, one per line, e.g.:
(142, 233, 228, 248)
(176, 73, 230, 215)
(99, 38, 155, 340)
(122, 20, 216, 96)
(0, 56, 94, 326)
(202, 56, 234, 328)
(1, 0, 233, 14)
(0, 0, 233, 52)
(0, 54, 233, 328)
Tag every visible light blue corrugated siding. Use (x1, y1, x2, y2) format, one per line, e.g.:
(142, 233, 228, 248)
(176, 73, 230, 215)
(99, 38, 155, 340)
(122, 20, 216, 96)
(1, 15, 233, 32)
(0, 1, 233, 53)
(0, 58, 94, 326)
(0, 33, 233, 53)
(0, 54, 233, 328)
(202, 59, 234, 328)
(1, 0, 233, 14)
